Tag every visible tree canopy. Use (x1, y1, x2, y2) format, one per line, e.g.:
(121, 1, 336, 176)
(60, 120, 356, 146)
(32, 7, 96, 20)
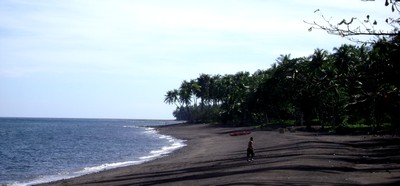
(164, 1, 400, 132)
(165, 35, 400, 131)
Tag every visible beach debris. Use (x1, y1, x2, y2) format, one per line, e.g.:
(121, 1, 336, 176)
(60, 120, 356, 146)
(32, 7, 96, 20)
(229, 131, 251, 136)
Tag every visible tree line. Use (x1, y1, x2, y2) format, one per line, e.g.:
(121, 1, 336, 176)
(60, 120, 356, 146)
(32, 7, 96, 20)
(164, 35, 399, 130)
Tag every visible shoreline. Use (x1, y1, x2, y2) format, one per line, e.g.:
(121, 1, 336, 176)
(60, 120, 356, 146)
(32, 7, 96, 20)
(15, 124, 185, 186)
(40, 123, 400, 185)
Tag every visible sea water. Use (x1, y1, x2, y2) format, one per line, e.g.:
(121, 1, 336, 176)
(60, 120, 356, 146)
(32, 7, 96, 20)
(0, 118, 186, 186)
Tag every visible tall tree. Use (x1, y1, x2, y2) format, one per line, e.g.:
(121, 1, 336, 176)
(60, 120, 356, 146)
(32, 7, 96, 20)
(164, 89, 180, 108)
(196, 74, 212, 109)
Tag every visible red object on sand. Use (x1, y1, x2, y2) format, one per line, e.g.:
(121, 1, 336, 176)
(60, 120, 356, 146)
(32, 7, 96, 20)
(229, 131, 251, 136)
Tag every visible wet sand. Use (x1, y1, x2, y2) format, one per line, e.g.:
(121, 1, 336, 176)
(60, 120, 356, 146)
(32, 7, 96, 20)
(41, 123, 400, 185)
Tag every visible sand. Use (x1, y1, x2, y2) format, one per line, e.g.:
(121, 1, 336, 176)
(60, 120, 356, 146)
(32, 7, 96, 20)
(40, 123, 400, 186)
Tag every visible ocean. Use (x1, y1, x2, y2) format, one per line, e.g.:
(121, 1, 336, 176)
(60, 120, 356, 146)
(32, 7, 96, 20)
(0, 118, 186, 186)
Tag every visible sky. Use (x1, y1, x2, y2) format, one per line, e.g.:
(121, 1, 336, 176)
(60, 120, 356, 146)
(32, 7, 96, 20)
(0, 0, 393, 119)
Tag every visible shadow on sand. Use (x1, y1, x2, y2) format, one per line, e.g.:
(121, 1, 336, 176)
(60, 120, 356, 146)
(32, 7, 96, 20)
(85, 131, 400, 186)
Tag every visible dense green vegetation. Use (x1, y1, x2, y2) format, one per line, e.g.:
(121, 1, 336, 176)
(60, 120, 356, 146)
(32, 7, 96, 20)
(165, 35, 399, 131)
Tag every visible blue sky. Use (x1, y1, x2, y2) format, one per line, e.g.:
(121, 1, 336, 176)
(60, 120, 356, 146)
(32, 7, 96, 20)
(0, 0, 392, 119)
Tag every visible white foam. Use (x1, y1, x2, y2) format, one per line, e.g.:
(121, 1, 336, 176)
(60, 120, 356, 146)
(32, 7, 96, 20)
(76, 160, 143, 174)
(13, 127, 186, 186)
(122, 125, 140, 128)
(139, 128, 186, 161)
(9, 174, 76, 186)
(143, 127, 157, 135)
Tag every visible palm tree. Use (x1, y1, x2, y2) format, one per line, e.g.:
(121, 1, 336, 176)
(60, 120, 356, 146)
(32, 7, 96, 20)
(333, 44, 359, 77)
(164, 89, 180, 108)
(197, 74, 211, 109)
(179, 80, 192, 107)
(209, 74, 222, 106)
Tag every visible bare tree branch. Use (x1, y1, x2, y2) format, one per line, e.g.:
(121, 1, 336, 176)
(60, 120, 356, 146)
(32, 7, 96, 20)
(305, 0, 400, 43)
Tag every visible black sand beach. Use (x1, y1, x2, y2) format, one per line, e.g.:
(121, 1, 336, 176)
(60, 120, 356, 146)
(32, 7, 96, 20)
(41, 123, 400, 185)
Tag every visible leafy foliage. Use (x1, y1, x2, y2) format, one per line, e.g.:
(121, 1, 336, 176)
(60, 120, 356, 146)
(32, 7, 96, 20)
(165, 35, 400, 130)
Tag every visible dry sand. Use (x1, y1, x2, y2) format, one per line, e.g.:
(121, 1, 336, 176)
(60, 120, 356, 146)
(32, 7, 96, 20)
(41, 123, 400, 186)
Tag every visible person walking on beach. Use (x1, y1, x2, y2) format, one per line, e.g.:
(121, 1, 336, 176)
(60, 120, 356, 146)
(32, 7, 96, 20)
(247, 137, 254, 161)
